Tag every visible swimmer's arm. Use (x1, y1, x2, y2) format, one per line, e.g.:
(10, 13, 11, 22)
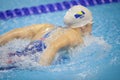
(39, 34, 70, 66)
(39, 30, 83, 66)
(0, 24, 54, 46)
(0, 26, 35, 46)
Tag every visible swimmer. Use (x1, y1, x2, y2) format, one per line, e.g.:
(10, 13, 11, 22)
(0, 5, 93, 66)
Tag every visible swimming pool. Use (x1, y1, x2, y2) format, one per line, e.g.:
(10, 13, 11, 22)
(0, 0, 120, 80)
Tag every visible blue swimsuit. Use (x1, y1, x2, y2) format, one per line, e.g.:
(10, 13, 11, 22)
(8, 31, 49, 57)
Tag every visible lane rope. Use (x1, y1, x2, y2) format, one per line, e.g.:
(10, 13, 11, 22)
(0, 0, 119, 20)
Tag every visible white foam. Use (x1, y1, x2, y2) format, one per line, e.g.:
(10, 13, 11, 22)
(83, 35, 111, 50)
(66, 35, 111, 60)
(0, 35, 111, 70)
(0, 39, 31, 67)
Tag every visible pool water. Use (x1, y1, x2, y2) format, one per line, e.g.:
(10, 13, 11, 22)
(0, 0, 120, 80)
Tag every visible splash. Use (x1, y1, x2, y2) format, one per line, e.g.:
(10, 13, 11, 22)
(0, 34, 114, 80)
(0, 35, 112, 72)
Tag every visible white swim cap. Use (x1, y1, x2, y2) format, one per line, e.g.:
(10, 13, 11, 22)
(64, 5, 93, 28)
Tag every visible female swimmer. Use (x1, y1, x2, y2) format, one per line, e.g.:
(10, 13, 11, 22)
(0, 5, 93, 66)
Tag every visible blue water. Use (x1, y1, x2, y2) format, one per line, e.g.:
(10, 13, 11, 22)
(0, 0, 120, 80)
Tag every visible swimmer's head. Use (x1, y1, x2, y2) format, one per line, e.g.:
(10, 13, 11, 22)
(64, 5, 93, 28)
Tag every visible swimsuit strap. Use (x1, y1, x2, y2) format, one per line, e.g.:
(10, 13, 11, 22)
(40, 27, 57, 40)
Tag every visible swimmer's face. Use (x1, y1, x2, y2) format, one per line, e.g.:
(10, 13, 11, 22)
(80, 23, 92, 36)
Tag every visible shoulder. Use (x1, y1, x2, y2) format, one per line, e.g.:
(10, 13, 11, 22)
(64, 28, 83, 45)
